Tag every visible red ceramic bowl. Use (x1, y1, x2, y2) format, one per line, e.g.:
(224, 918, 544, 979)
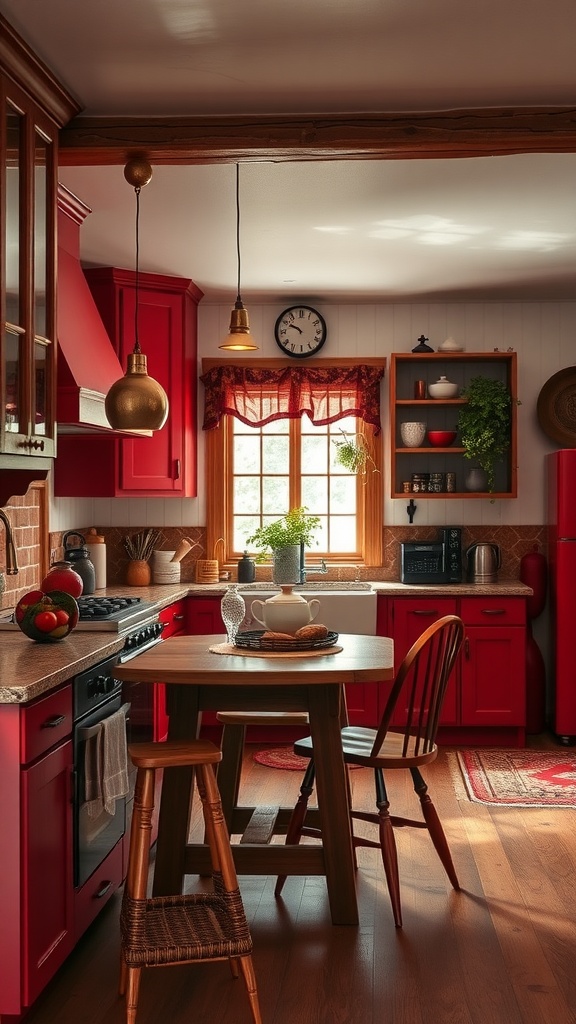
(427, 430, 457, 447)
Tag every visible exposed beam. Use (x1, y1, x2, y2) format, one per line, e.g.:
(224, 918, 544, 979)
(58, 107, 576, 165)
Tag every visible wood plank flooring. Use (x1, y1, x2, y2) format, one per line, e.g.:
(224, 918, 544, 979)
(22, 740, 576, 1024)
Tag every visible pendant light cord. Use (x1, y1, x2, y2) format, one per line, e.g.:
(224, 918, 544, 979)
(235, 163, 242, 302)
(134, 185, 141, 354)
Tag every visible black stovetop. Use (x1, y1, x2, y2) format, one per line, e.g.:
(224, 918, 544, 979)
(77, 596, 144, 620)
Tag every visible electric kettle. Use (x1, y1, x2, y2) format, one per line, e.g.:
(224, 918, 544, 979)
(465, 542, 501, 583)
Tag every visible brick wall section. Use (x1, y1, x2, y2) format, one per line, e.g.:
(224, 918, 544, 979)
(48, 523, 548, 588)
(0, 489, 42, 610)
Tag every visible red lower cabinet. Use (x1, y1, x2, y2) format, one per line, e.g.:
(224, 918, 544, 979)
(382, 595, 527, 745)
(21, 739, 75, 1007)
(388, 597, 459, 726)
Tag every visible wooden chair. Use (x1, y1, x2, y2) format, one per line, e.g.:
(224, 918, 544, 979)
(120, 739, 262, 1024)
(215, 711, 309, 834)
(276, 614, 465, 927)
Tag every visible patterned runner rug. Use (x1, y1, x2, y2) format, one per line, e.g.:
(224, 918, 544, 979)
(455, 748, 576, 807)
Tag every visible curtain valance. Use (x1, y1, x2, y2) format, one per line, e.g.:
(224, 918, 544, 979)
(201, 364, 385, 433)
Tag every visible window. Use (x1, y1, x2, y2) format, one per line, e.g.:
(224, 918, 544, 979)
(202, 359, 385, 568)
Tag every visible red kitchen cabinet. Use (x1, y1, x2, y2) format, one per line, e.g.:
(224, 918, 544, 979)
(388, 598, 459, 725)
(0, 686, 74, 1020)
(459, 598, 526, 729)
(185, 596, 224, 637)
(54, 267, 203, 498)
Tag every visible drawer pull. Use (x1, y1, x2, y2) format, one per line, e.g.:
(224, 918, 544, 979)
(173, 613, 185, 621)
(465, 637, 470, 659)
(42, 714, 66, 729)
(481, 608, 505, 615)
(413, 609, 437, 616)
(94, 881, 113, 899)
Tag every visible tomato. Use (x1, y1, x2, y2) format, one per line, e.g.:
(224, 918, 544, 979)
(34, 610, 59, 633)
(54, 608, 70, 626)
(15, 590, 45, 623)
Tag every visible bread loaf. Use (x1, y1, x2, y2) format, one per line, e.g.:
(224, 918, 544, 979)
(294, 623, 329, 640)
(261, 631, 296, 642)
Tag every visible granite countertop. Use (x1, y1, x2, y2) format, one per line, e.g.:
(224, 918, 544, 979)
(0, 579, 532, 705)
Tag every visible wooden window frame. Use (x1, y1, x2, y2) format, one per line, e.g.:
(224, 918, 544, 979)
(203, 357, 384, 569)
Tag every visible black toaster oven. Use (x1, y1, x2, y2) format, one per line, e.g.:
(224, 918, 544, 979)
(400, 529, 462, 585)
(401, 542, 448, 584)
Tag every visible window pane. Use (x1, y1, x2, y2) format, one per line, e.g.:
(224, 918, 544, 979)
(5, 103, 20, 325)
(330, 516, 357, 552)
(235, 516, 260, 551)
(34, 132, 47, 338)
(262, 476, 289, 513)
(262, 419, 289, 434)
(262, 435, 289, 473)
(301, 475, 327, 513)
(234, 434, 260, 473)
(302, 434, 328, 469)
(234, 475, 260, 514)
(330, 475, 357, 512)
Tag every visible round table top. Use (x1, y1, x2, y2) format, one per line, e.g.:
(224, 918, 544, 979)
(114, 632, 394, 687)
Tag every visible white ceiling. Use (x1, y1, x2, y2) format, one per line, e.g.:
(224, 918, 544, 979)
(3, 0, 576, 303)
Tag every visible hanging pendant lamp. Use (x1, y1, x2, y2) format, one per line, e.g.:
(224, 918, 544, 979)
(105, 157, 170, 431)
(219, 163, 258, 351)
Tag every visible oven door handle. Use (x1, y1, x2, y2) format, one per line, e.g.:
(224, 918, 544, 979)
(77, 702, 131, 741)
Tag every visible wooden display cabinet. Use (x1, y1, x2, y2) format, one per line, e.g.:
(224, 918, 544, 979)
(390, 352, 518, 499)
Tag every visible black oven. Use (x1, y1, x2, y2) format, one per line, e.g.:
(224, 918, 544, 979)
(72, 619, 164, 889)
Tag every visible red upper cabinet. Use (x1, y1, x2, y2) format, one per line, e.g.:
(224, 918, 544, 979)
(54, 267, 203, 498)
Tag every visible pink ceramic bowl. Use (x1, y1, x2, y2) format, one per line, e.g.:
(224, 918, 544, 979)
(427, 430, 457, 447)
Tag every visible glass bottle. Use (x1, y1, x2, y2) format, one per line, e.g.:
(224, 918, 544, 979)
(220, 584, 246, 644)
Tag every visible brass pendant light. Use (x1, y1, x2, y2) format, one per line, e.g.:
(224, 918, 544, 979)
(219, 163, 258, 351)
(105, 157, 170, 431)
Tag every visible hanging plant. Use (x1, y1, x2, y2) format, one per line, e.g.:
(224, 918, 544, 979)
(332, 429, 379, 476)
(457, 376, 515, 492)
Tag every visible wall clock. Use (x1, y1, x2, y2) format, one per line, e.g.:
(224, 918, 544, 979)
(274, 305, 327, 358)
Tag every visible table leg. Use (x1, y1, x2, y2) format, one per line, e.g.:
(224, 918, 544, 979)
(152, 683, 200, 897)
(307, 684, 358, 926)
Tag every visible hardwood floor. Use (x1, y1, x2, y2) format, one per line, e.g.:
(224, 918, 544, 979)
(23, 739, 576, 1024)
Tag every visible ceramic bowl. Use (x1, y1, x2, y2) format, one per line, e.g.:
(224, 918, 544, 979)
(427, 429, 457, 447)
(400, 421, 426, 447)
(428, 376, 459, 399)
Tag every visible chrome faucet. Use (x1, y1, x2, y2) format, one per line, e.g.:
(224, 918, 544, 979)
(299, 541, 327, 584)
(0, 508, 19, 576)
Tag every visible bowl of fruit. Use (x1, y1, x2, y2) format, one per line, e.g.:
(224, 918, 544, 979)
(15, 588, 79, 642)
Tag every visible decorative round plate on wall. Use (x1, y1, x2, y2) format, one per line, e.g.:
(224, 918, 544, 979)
(537, 366, 576, 446)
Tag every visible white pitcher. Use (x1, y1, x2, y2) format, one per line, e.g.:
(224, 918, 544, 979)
(251, 586, 320, 635)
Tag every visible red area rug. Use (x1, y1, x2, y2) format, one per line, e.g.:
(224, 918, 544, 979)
(456, 748, 576, 807)
(253, 746, 362, 771)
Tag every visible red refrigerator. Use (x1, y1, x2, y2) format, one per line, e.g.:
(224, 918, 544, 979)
(547, 449, 576, 743)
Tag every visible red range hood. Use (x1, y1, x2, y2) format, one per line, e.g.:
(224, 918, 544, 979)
(56, 185, 149, 436)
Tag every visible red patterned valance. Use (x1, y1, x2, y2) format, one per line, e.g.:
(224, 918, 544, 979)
(201, 364, 385, 434)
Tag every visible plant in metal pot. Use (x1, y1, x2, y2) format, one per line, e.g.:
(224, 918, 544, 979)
(457, 376, 514, 492)
(245, 506, 320, 560)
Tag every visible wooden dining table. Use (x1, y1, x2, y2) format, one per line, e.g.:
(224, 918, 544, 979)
(114, 632, 394, 926)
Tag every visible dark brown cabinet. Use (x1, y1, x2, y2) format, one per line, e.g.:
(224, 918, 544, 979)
(390, 352, 518, 499)
(0, 22, 79, 502)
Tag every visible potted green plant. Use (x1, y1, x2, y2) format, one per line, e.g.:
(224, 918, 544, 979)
(245, 506, 320, 583)
(332, 429, 379, 476)
(457, 376, 514, 492)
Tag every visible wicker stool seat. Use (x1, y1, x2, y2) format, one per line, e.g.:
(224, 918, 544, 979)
(120, 739, 262, 1024)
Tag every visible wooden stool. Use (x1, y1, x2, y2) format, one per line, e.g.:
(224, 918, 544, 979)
(120, 739, 262, 1024)
(216, 711, 309, 833)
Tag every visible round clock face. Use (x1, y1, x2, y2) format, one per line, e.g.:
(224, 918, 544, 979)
(274, 305, 327, 358)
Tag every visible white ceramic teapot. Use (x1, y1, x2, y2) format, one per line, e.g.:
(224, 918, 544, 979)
(251, 586, 321, 634)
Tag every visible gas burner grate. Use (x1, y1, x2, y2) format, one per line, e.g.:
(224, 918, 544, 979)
(77, 596, 142, 620)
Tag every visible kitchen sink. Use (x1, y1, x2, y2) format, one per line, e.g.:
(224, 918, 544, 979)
(238, 584, 377, 635)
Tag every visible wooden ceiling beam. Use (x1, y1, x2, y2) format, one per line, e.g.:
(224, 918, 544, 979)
(58, 107, 576, 165)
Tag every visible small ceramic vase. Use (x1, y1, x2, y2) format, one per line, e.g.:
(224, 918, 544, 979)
(126, 559, 151, 586)
(465, 466, 488, 492)
(400, 421, 426, 447)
